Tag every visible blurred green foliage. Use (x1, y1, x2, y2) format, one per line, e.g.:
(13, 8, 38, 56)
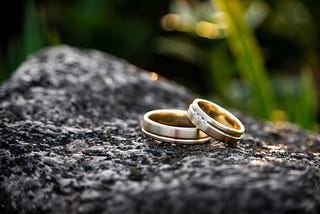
(156, 0, 319, 131)
(216, 0, 275, 118)
(1, 0, 319, 131)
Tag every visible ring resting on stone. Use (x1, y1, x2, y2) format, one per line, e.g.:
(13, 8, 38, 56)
(141, 99, 244, 145)
(187, 98, 244, 144)
(141, 109, 211, 144)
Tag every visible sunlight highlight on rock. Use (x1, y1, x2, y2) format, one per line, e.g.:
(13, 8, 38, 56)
(150, 72, 159, 81)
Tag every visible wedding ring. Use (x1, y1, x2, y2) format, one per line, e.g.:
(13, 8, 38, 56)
(189, 98, 244, 136)
(141, 109, 211, 144)
(187, 98, 245, 144)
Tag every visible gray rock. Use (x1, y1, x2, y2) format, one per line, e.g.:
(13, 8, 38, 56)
(0, 46, 319, 214)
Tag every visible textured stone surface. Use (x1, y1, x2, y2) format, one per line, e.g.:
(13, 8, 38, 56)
(0, 46, 319, 214)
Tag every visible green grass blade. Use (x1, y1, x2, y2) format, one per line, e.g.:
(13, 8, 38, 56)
(297, 68, 317, 130)
(214, 0, 275, 119)
(23, 0, 46, 58)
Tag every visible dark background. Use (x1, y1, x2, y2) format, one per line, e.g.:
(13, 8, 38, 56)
(1, 0, 320, 131)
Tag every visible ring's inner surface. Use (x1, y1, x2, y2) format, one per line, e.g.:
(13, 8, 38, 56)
(198, 101, 240, 129)
(149, 113, 195, 127)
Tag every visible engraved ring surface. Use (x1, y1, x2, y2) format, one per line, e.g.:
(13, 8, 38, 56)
(187, 98, 245, 144)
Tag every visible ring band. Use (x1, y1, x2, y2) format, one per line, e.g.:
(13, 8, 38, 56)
(187, 98, 245, 144)
(187, 105, 241, 144)
(189, 99, 244, 137)
(141, 109, 210, 144)
(141, 127, 211, 144)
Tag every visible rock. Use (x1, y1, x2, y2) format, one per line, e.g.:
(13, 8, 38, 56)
(0, 46, 319, 214)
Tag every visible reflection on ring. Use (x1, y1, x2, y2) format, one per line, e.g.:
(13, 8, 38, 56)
(187, 98, 245, 145)
(141, 109, 211, 144)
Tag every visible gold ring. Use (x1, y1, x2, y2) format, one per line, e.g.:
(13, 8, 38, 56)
(141, 109, 211, 144)
(187, 98, 245, 144)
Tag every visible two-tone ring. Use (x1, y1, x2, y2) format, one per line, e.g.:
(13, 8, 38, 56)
(141, 109, 210, 144)
(187, 98, 244, 145)
(141, 98, 245, 145)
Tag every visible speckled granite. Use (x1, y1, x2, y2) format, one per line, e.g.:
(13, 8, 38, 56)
(0, 46, 319, 214)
